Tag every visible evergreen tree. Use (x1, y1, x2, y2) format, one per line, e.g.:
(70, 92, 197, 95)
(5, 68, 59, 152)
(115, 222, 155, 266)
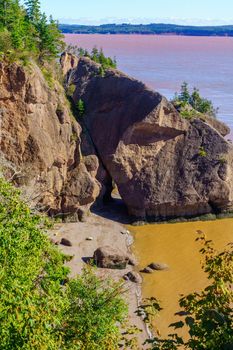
(25, 0, 40, 23)
(37, 13, 64, 61)
(180, 81, 190, 103)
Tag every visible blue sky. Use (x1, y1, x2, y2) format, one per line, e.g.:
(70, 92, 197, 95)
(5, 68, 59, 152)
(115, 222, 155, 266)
(38, 0, 233, 25)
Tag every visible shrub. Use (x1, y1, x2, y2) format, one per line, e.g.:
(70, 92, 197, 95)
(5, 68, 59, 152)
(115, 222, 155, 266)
(0, 177, 129, 349)
(41, 67, 54, 88)
(198, 146, 207, 157)
(76, 99, 85, 117)
(0, 176, 69, 349)
(0, 30, 13, 52)
(63, 266, 128, 350)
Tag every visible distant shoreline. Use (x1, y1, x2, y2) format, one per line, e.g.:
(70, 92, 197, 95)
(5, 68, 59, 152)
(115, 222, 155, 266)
(64, 32, 233, 38)
(60, 23, 233, 37)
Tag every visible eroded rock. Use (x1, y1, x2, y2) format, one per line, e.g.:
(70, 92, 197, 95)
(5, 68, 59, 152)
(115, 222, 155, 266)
(60, 238, 72, 247)
(72, 57, 233, 219)
(93, 246, 129, 269)
(148, 262, 169, 271)
(0, 61, 100, 216)
(123, 271, 141, 283)
(140, 267, 153, 274)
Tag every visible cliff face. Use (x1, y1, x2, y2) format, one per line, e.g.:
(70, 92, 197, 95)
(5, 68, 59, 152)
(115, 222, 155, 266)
(72, 57, 233, 218)
(1, 56, 233, 220)
(0, 61, 99, 218)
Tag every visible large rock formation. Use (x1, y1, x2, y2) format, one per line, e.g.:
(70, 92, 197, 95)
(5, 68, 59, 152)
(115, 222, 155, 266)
(72, 57, 233, 218)
(0, 61, 99, 217)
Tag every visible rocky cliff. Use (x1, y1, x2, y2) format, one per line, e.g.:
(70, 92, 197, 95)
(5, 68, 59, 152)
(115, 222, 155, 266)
(0, 61, 99, 219)
(71, 57, 233, 219)
(1, 56, 233, 220)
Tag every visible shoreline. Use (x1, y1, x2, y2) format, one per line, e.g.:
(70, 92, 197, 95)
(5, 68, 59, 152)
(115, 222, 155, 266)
(64, 32, 233, 39)
(49, 210, 150, 348)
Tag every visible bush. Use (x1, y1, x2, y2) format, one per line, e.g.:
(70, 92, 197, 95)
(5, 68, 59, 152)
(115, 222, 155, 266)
(76, 99, 85, 117)
(63, 266, 128, 350)
(0, 177, 128, 349)
(0, 176, 69, 349)
(198, 146, 207, 157)
(0, 30, 13, 53)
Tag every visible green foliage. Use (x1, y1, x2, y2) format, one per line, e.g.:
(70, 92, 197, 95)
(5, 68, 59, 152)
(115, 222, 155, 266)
(76, 99, 85, 117)
(25, 0, 41, 23)
(41, 66, 54, 88)
(0, 0, 64, 62)
(198, 146, 207, 157)
(172, 82, 218, 118)
(66, 83, 76, 97)
(146, 232, 233, 350)
(63, 266, 128, 350)
(0, 176, 69, 349)
(0, 177, 129, 349)
(67, 44, 117, 70)
(0, 29, 12, 52)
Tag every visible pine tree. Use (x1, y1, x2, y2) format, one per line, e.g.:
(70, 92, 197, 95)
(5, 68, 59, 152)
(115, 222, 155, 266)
(37, 13, 64, 61)
(180, 81, 190, 103)
(0, 0, 18, 29)
(25, 0, 41, 23)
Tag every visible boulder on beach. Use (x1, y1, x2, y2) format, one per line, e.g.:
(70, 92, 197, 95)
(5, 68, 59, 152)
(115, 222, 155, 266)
(60, 238, 73, 247)
(123, 271, 141, 283)
(140, 267, 153, 274)
(93, 246, 129, 269)
(148, 262, 169, 271)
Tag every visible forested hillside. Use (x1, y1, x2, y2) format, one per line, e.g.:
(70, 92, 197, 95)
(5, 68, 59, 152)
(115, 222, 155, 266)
(60, 23, 233, 36)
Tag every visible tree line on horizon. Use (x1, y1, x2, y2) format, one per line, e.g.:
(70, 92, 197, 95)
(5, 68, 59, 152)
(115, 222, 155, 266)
(60, 23, 233, 36)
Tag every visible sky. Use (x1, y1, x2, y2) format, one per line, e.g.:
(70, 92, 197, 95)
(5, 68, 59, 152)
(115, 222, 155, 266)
(38, 0, 233, 25)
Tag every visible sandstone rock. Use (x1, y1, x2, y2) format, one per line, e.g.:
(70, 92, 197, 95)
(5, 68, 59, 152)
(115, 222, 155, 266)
(60, 52, 79, 76)
(128, 257, 137, 266)
(140, 267, 153, 274)
(93, 246, 129, 269)
(72, 57, 233, 219)
(60, 238, 72, 247)
(199, 114, 230, 137)
(123, 271, 141, 283)
(0, 61, 100, 216)
(148, 262, 169, 271)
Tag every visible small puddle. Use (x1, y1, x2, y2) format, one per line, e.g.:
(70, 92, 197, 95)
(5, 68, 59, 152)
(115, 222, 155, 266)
(129, 219, 233, 338)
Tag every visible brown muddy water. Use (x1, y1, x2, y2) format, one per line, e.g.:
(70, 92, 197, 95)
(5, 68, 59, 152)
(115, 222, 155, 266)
(130, 219, 233, 337)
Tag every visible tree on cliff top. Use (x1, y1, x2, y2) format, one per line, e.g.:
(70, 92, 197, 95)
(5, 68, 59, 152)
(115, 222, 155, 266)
(0, 0, 64, 62)
(172, 82, 218, 118)
(25, 0, 40, 23)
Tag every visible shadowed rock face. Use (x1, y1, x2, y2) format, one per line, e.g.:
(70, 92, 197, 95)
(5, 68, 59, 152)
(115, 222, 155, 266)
(0, 61, 99, 217)
(73, 57, 233, 218)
